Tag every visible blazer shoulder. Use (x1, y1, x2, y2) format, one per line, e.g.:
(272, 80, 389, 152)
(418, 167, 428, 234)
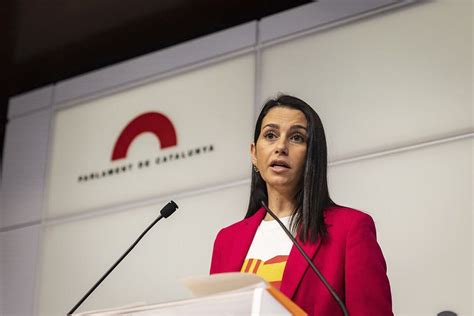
(214, 208, 265, 242)
(215, 217, 247, 239)
(324, 205, 376, 230)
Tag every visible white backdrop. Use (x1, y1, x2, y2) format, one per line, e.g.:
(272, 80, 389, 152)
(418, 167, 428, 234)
(1, 1, 472, 315)
(47, 54, 255, 217)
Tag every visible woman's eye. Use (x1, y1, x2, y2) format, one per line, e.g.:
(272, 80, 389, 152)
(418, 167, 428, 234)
(291, 134, 306, 143)
(264, 132, 277, 140)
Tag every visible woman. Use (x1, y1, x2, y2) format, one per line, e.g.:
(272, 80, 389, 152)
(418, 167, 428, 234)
(210, 95, 392, 316)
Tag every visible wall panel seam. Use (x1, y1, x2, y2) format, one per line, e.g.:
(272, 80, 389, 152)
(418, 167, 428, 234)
(260, 0, 421, 50)
(0, 220, 41, 233)
(41, 178, 252, 227)
(7, 86, 54, 120)
(330, 132, 474, 167)
(52, 46, 256, 112)
(7, 105, 52, 121)
(254, 20, 262, 122)
(32, 86, 55, 316)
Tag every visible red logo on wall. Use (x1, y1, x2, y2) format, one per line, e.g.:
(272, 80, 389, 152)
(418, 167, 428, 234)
(77, 110, 214, 183)
(111, 112, 177, 161)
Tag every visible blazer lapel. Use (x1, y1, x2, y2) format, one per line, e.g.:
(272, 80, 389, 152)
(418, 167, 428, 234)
(280, 235, 322, 299)
(228, 207, 266, 271)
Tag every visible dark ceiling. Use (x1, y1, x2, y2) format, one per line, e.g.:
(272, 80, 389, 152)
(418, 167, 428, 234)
(0, 0, 311, 173)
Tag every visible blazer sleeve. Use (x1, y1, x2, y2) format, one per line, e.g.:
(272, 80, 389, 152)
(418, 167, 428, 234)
(210, 230, 222, 274)
(345, 213, 393, 316)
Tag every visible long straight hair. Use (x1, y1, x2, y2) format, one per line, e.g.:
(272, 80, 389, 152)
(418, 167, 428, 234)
(245, 95, 336, 243)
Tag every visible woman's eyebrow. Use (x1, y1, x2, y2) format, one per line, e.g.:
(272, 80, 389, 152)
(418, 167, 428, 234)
(262, 123, 307, 130)
(291, 124, 307, 131)
(262, 123, 279, 129)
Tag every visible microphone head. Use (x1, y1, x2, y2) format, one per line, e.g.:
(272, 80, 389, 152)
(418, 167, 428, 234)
(161, 200, 178, 218)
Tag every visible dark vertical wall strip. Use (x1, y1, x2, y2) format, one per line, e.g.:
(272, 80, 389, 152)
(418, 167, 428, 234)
(0, 0, 17, 179)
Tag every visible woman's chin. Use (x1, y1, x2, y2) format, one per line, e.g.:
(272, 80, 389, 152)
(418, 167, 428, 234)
(265, 179, 296, 193)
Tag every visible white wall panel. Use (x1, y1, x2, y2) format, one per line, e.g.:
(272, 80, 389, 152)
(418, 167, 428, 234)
(259, 0, 401, 43)
(328, 138, 472, 316)
(260, 0, 472, 161)
(0, 225, 41, 316)
(46, 54, 255, 217)
(1, 110, 51, 228)
(54, 22, 256, 104)
(7, 85, 53, 119)
(38, 183, 250, 316)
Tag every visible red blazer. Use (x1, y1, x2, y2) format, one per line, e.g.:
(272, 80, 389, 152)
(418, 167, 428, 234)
(210, 206, 393, 316)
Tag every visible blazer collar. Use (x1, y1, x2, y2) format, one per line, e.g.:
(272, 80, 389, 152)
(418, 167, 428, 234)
(229, 207, 266, 271)
(280, 233, 322, 299)
(231, 207, 323, 300)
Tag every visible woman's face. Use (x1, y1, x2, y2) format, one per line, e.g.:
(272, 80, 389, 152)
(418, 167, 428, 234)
(251, 106, 308, 195)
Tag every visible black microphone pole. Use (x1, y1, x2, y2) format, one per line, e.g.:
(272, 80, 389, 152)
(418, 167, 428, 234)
(260, 201, 349, 316)
(67, 200, 179, 315)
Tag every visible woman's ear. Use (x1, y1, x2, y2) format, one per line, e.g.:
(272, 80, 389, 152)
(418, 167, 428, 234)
(250, 143, 257, 166)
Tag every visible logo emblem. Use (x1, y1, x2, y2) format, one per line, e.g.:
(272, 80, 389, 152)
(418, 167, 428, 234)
(77, 110, 214, 183)
(112, 112, 177, 161)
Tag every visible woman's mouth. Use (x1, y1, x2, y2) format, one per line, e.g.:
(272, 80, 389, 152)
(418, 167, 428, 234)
(269, 160, 290, 172)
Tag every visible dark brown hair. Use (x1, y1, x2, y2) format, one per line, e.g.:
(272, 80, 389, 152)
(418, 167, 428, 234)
(245, 95, 336, 243)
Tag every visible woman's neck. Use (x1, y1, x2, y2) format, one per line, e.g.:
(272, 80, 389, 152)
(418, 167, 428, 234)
(264, 186, 296, 221)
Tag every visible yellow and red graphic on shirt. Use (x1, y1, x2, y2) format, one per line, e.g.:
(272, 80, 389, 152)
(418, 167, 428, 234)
(240, 255, 288, 289)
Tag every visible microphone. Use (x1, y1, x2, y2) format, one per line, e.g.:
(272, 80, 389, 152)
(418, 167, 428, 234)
(260, 201, 349, 316)
(67, 200, 179, 315)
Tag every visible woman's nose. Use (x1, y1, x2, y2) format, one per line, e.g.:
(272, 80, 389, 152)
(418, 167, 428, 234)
(275, 139, 288, 155)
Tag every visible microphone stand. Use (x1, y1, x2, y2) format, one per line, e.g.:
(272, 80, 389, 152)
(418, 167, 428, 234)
(261, 201, 349, 316)
(67, 200, 178, 315)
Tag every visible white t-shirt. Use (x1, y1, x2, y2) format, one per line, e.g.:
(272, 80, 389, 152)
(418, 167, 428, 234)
(241, 216, 293, 289)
